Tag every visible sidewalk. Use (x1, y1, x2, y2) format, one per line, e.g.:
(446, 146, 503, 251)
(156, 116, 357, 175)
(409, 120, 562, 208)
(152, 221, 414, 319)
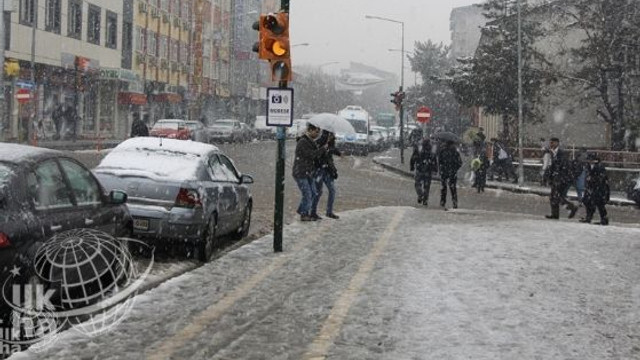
(13, 206, 640, 359)
(373, 148, 636, 207)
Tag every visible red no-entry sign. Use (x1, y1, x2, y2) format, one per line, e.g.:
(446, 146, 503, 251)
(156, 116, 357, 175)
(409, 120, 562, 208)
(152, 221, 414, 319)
(416, 106, 431, 124)
(16, 88, 32, 103)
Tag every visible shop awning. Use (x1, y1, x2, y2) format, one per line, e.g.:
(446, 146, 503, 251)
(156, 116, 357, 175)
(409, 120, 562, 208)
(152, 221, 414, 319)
(118, 92, 147, 105)
(152, 92, 182, 103)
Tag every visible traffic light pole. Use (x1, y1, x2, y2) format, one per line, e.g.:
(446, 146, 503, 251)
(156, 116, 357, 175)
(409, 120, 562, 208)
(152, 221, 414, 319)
(273, 0, 290, 253)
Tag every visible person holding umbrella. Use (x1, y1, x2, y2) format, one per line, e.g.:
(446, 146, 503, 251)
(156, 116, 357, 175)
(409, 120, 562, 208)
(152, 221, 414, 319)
(311, 130, 342, 219)
(292, 123, 327, 221)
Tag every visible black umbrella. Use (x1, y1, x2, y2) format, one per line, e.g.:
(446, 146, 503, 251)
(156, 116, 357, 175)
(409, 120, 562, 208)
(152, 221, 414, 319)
(433, 131, 460, 143)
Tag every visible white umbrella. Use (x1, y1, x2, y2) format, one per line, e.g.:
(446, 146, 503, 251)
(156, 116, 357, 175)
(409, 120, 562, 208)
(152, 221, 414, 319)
(307, 113, 356, 134)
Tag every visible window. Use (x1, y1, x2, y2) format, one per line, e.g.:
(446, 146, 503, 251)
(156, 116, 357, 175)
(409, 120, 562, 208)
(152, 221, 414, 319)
(87, 5, 101, 45)
(58, 159, 102, 206)
(171, 39, 178, 62)
(160, 0, 169, 12)
(182, 2, 190, 19)
(28, 161, 73, 210)
(218, 155, 240, 183)
(106, 11, 117, 49)
(160, 35, 168, 58)
(147, 31, 156, 56)
(68, 0, 82, 39)
(45, 0, 61, 33)
(20, 0, 36, 26)
(135, 26, 145, 52)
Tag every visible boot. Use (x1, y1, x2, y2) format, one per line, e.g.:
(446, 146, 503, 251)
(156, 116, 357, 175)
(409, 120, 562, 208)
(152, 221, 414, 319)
(597, 217, 609, 226)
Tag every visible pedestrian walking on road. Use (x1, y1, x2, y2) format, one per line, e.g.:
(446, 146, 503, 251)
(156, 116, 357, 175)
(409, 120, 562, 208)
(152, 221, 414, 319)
(311, 131, 341, 219)
(492, 138, 517, 183)
(130, 112, 149, 137)
(579, 153, 610, 225)
(410, 138, 437, 206)
(539, 138, 552, 186)
(438, 140, 462, 209)
(293, 123, 326, 222)
(545, 137, 579, 220)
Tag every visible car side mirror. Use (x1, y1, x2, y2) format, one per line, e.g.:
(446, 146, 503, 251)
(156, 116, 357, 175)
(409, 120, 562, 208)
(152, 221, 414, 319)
(240, 174, 254, 184)
(109, 190, 128, 204)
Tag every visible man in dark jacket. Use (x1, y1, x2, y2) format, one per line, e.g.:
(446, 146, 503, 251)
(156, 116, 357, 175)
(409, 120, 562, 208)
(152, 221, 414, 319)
(438, 140, 462, 209)
(545, 137, 579, 219)
(292, 123, 326, 221)
(130, 112, 149, 137)
(410, 138, 437, 206)
(579, 153, 610, 225)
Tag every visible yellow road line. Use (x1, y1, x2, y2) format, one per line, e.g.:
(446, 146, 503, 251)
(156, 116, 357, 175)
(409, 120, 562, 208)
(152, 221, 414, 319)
(146, 223, 330, 360)
(303, 209, 406, 360)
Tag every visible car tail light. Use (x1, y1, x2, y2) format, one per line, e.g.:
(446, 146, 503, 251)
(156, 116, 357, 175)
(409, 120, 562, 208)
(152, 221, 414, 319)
(175, 188, 202, 208)
(0, 233, 11, 248)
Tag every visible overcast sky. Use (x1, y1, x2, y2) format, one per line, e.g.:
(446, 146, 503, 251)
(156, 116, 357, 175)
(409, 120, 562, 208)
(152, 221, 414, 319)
(289, 0, 481, 82)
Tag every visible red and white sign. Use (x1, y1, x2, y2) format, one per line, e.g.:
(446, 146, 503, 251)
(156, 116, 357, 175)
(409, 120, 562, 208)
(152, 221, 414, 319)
(15, 88, 32, 103)
(416, 106, 431, 124)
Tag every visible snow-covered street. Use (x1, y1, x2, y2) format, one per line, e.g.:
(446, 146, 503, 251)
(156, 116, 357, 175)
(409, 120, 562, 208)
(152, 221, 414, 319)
(13, 206, 640, 360)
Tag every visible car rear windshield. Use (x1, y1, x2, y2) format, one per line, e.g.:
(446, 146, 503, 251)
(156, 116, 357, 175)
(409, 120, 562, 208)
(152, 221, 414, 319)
(152, 121, 181, 130)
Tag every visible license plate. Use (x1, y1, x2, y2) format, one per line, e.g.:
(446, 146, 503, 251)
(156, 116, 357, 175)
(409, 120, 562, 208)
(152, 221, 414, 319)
(133, 218, 149, 231)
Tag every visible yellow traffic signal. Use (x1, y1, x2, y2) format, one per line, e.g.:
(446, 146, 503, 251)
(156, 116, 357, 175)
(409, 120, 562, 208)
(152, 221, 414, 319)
(258, 13, 289, 61)
(4, 59, 20, 77)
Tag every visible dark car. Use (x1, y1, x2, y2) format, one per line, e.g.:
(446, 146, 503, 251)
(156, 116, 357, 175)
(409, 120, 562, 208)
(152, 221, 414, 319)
(93, 137, 254, 263)
(0, 143, 130, 321)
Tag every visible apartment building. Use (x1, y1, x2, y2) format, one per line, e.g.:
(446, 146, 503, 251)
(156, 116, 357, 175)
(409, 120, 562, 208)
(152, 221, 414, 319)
(3, 0, 133, 140)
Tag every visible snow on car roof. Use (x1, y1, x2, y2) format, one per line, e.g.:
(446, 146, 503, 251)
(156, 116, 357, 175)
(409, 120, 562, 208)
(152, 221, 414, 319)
(0, 143, 60, 163)
(95, 137, 219, 181)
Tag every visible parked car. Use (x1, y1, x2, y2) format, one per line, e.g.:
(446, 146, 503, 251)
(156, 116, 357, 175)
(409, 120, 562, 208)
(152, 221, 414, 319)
(626, 172, 640, 207)
(205, 119, 244, 143)
(287, 119, 308, 139)
(240, 123, 255, 142)
(370, 126, 391, 150)
(149, 119, 191, 140)
(0, 143, 130, 320)
(368, 128, 385, 152)
(254, 115, 276, 140)
(93, 137, 254, 262)
(185, 120, 207, 142)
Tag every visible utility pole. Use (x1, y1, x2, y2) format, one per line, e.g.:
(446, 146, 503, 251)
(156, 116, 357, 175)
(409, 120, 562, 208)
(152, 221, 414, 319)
(273, 0, 289, 253)
(517, 0, 524, 186)
(29, 0, 37, 143)
(0, 0, 6, 141)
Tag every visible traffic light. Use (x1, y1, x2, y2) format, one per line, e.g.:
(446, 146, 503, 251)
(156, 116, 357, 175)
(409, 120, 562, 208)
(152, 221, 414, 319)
(252, 12, 291, 82)
(4, 59, 20, 77)
(390, 91, 405, 110)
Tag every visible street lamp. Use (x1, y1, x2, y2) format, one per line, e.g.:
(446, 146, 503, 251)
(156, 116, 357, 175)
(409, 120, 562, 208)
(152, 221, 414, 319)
(291, 42, 310, 48)
(365, 14, 406, 163)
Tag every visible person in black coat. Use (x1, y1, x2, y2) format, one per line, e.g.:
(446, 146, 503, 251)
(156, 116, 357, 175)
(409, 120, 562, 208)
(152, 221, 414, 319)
(438, 140, 462, 209)
(130, 112, 149, 137)
(292, 123, 326, 221)
(579, 153, 610, 225)
(410, 138, 437, 206)
(545, 137, 579, 219)
(311, 131, 342, 219)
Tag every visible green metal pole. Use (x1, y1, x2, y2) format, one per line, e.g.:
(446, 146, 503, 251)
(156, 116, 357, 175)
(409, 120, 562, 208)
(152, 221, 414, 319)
(273, 0, 288, 252)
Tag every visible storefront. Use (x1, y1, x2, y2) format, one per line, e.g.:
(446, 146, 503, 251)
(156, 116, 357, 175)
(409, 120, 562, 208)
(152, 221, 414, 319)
(99, 68, 145, 139)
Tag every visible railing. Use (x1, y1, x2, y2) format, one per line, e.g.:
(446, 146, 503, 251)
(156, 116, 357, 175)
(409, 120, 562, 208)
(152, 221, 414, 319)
(515, 147, 640, 168)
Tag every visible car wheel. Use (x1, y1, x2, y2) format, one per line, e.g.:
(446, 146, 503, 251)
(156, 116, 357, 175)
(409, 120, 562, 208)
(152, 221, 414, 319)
(196, 216, 217, 262)
(231, 201, 252, 240)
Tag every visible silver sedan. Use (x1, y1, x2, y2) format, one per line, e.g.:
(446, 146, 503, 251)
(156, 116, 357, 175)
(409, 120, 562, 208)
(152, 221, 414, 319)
(94, 137, 253, 262)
